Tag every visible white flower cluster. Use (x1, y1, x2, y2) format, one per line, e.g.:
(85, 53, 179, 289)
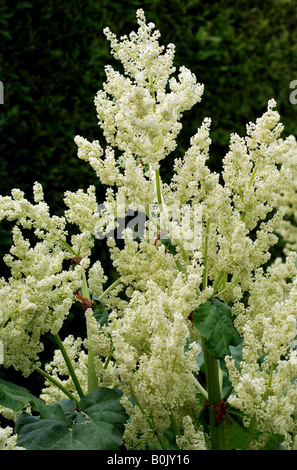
(274, 136, 297, 253)
(2, 9, 297, 450)
(0, 183, 105, 376)
(105, 280, 202, 449)
(0, 426, 24, 450)
(75, 9, 203, 173)
(45, 10, 297, 449)
(226, 252, 297, 448)
(223, 101, 297, 231)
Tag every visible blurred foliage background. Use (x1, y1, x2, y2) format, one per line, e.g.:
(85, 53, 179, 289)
(0, 0, 297, 394)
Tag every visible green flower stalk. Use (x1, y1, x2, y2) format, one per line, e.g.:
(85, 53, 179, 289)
(53, 333, 84, 399)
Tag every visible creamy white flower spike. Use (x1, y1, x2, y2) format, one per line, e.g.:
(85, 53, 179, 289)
(90, 9, 204, 168)
(62, 11, 297, 448)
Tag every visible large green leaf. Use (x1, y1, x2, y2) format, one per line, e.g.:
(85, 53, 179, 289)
(15, 388, 128, 450)
(192, 299, 241, 360)
(92, 294, 109, 326)
(226, 411, 286, 450)
(160, 233, 177, 255)
(0, 377, 44, 412)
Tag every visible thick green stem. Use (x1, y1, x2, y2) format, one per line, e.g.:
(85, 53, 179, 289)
(155, 168, 163, 209)
(98, 278, 122, 301)
(53, 333, 84, 399)
(202, 220, 210, 290)
(81, 269, 99, 394)
(262, 363, 274, 401)
(155, 168, 165, 235)
(86, 342, 98, 393)
(202, 338, 225, 450)
(211, 269, 225, 296)
(59, 238, 78, 257)
(215, 269, 245, 298)
(170, 411, 181, 437)
(34, 365, 80, 406)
